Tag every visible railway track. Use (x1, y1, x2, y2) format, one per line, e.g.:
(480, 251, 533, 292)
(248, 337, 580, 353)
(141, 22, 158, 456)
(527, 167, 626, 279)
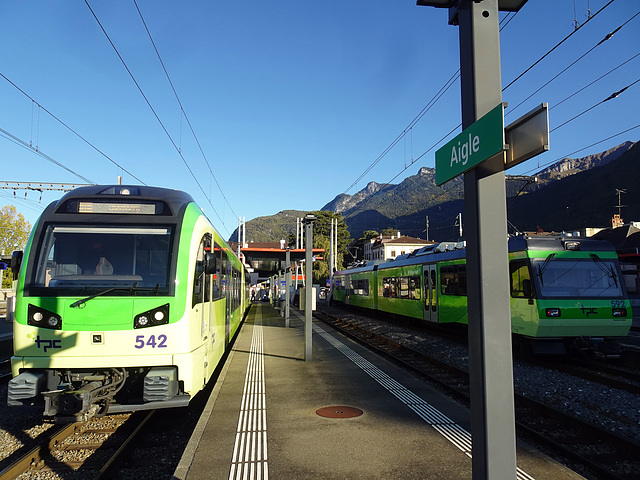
(314, 309, 640, 480)
(533, 356, 640, 395)
(0, 411, 154, 480)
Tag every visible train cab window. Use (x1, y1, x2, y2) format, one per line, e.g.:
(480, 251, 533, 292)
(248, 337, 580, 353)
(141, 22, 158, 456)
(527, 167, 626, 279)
(31, 225, 173, 296)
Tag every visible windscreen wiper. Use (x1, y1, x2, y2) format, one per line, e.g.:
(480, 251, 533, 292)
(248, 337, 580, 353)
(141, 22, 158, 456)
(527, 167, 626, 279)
(70, 283, 151, 308)
(536, 253, 556, 286)
(589, 253, 618, 287)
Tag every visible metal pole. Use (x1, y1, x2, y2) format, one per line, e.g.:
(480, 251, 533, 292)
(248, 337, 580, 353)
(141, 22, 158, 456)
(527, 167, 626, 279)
(329, 219, 334, 303)
(304, 214, 315, 361)
(285, 247, 290, 327)
(457, 1, 517, 478)
(426, 215, 429, 241)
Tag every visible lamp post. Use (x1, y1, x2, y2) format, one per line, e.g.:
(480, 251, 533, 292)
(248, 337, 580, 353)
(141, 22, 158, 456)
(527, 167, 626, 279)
(303, 214, 316, 361)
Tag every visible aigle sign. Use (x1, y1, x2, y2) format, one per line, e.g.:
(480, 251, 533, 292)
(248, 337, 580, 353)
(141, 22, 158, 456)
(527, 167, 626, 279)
(435, 103, 507, 186)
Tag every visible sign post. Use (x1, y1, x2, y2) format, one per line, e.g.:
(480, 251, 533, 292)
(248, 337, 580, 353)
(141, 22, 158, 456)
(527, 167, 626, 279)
(419, 1, 530, 478)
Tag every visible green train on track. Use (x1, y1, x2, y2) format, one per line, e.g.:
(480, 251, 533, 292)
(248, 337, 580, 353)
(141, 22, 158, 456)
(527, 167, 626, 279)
(333, 235, 631, 354)
(8, 185, 249, 422)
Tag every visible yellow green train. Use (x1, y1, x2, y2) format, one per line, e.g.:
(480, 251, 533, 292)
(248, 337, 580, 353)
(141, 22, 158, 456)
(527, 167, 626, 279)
(8, 185, 249, 421)
(333, 235, 631, 354)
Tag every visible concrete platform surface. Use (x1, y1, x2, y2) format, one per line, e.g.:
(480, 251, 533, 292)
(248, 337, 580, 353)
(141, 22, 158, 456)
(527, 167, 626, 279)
(174, 303, 584, 480)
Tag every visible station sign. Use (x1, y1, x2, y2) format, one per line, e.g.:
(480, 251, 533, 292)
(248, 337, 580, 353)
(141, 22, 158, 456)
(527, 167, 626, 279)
(435, 103, 506, 185)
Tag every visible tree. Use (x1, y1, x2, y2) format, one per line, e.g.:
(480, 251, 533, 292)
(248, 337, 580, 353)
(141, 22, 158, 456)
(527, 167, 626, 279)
(1, 206, 31, 288)
(381, 227, 401, 237)
(296, 211, 351, 286)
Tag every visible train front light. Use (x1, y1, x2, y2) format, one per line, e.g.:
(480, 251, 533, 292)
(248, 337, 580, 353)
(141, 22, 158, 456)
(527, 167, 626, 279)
(28, 304, 62, 330)
(134, 304, 169, 329)
(545, 308, 561, 318)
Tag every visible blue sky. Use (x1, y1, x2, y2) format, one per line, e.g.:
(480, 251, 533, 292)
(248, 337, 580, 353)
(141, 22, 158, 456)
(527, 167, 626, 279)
(1, 0, 638, 241)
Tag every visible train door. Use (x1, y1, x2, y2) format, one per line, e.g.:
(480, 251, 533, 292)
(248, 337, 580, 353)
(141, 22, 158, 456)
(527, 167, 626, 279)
(222, 250, 230, 346)
(423, 264, 438, 322)
(345, 275, 351, 305)
(193, 234, 212, 384)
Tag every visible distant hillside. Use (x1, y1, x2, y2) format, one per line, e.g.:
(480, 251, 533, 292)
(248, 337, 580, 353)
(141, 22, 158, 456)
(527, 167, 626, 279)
(231, 140, 638, 243)
(508, 141, 640, 233)
(236, 210, 307, 243)
(536, 141, 634, 182)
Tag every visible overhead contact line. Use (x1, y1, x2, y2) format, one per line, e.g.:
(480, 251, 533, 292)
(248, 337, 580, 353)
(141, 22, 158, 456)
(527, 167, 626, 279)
(85, 0, 229, 233)
(0, 73, 145, 185)
(133, 0, 238, 221)
(507, 11, 640, 118)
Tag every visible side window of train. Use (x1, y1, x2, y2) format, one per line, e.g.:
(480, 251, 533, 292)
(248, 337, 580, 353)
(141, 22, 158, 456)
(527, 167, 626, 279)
(192, 239, 205, 307)
(203, 234, 212, 303)
(440, 265, 467, 296)
(510, 259, 532, 298)
(213, 241, 223, 300)
(192, 234, 213, 307)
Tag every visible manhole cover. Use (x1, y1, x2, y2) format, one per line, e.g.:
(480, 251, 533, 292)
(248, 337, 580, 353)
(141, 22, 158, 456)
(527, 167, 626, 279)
(316, 406, 363, 418)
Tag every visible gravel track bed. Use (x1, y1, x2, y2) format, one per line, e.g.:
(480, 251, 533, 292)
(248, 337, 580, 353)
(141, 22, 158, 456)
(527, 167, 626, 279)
(321, 306, 640, 445)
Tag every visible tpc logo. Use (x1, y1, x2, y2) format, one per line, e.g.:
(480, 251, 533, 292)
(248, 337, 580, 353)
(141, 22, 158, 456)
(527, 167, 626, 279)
(34, 335, 62, 353)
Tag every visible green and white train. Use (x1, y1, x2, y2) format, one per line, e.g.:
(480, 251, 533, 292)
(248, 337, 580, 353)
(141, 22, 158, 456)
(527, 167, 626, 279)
(8, 185, 249, 421)
(333, 235, 631, 353)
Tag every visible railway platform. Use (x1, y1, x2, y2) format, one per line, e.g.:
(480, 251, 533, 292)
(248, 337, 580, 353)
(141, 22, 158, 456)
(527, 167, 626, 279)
(174, 302, 584, 480)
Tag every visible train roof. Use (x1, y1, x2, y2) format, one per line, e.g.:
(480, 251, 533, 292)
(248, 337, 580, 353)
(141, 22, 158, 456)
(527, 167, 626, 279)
(46, 185, 196, 218)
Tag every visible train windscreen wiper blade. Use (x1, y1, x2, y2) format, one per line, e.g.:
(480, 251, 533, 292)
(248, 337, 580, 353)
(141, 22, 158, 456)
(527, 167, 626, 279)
(536, 253, 556, 286)
(70, 283, 150, 308)
(589, 253, 618, 287)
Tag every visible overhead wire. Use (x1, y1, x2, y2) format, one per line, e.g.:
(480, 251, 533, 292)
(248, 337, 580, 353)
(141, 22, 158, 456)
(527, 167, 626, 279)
(550, 77, 640, 133)
(550, 51, 640, 111)
(343, 6, 518, 196)
(502, 0, 614, 92)
(132, 0, 238, 220)
(0, 73, 146, 184)
(506, 10, 640, 117)
(84, 0, 230, 233)
(341, 3, 637, 233)
(0, 127, 95, 184)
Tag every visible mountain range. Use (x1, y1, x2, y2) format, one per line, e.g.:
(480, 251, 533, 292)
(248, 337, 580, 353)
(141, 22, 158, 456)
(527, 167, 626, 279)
(233, 140, 639, 244)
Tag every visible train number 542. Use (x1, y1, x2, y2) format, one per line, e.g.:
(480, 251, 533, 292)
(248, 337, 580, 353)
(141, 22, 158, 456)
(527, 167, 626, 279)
(134, 335, 168, 349)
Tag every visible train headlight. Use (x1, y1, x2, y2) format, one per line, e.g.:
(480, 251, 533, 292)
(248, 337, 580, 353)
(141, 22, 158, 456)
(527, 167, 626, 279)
(545, 308, 561, 317)
(136, 315, 150, 327)
(47, 316, 60, 328)
(28, 304, 62, 330)
(612, 308, 627, 317)
(134, 304, 169, 329)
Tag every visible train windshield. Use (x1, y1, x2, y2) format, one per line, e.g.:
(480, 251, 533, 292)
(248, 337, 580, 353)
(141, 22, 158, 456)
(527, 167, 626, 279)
(30, 225, 174, 295)
(532, 254, 624, 298)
